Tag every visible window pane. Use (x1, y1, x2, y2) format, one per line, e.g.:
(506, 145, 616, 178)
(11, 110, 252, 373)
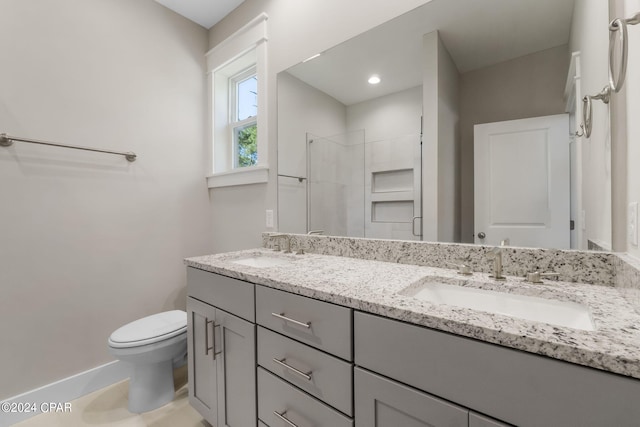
(235, 122, 257, 167)
(237, 75, 257, 121)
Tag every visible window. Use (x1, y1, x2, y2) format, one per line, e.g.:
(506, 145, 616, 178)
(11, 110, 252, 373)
(206, 13, 268, 188)
(230, 68, 257, 168)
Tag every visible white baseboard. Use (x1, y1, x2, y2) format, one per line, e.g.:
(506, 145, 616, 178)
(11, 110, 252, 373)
(0, 361, 130, 427)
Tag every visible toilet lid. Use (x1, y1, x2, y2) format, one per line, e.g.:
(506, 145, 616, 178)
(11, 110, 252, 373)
(109, 310, 187, 348)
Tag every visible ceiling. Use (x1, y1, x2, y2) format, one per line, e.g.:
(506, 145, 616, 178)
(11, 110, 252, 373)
(154, 0, 245, 29)
(286, 0, 576, 106)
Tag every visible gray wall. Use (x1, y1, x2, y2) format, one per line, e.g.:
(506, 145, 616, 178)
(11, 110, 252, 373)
(423, 31, 461, 243)
(459, 44, 570, 243)
(0, 0, 211, 399)
(437, 35, 461, 243)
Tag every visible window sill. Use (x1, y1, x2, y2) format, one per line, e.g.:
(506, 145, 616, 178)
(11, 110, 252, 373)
(207, 165, 269, 188)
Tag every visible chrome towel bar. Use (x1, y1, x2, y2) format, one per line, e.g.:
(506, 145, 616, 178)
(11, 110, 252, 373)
(0, 133, 137, 162)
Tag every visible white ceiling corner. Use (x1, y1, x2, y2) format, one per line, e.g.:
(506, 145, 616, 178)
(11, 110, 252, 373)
(154, 0, 245, 29)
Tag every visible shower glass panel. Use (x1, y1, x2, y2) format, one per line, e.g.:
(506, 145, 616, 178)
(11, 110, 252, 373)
(307, 131, 422, 240)
(307, 130, 365, 237)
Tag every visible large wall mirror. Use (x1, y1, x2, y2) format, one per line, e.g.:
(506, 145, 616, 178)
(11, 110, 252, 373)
(277, 0, 613, 251)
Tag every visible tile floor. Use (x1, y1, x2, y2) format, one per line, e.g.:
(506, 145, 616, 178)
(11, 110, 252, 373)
(11, 366, 208, 427)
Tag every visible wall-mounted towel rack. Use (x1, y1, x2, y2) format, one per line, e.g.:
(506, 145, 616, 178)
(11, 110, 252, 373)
(278, 174, 306, 183)
(577, 11, 639, 138)
(581, 85, 611, 138)
(609, 12, 640, 93)
(0, 133, 137, 162)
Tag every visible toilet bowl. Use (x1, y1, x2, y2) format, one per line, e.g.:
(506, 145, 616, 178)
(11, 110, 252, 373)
(108, 310, 187, 413)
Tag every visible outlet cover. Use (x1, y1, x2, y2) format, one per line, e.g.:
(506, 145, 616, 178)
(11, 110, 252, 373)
(265, 209, 274, 228)
(629, 202, 638, 246)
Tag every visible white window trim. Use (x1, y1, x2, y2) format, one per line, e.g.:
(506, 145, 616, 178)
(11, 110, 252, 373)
(206, 13, 268, 188)
(206, 165, 269, 188)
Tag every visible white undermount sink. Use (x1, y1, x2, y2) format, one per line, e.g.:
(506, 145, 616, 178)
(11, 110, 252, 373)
(231, 254, 294, 268)
(401, 280, 596, 331)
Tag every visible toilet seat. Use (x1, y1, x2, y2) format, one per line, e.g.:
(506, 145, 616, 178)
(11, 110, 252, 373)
(109, 310, 187, 348)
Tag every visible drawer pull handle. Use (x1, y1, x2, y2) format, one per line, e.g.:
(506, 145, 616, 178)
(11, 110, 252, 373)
(204, 319, 222, 359)
(213, 323, 222, 360)
(272, 358, 313, 381)
(271, 312, 311, 328)
(204, 319, 213, 356)
(273, 410, 299, 427)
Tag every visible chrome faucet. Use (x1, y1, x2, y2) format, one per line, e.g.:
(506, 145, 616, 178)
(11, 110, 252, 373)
(487, 246, 505, 280)
(487, 246, 506, 280)
(270, 233, 292, 253)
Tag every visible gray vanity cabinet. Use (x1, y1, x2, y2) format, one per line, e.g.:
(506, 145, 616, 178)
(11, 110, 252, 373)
(355, 367, 469, 427)
(355, 311, 640, 427)
(186, 268, 256, 427)
(187, 296, 217, 422)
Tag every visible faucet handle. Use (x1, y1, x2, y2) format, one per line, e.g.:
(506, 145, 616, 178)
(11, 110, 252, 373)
(525, 271, 559, 283)
(447, 261, 473, 276)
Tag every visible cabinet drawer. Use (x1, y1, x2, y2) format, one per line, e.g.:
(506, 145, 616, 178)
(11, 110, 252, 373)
(187, 267, 254, 322)
(258, 326, 353, 416)
(258, 368, 353, 427)
(256, 285, 352, 360)
(355, 311, 640, 427)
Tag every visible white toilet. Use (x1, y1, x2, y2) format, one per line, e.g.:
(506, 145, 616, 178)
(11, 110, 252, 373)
(108, 310, 188, 413)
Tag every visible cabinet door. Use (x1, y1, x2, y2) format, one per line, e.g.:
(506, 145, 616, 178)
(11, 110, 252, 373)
(355, 367, 468, 427)
(469, 412, 511, 427)
(187, 297, 218, 423)
(216, 309, 256, 427)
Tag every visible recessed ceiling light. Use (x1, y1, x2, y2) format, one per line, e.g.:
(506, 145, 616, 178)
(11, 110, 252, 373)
(368, 75, 381, 85)
(302, 53, 321, 63)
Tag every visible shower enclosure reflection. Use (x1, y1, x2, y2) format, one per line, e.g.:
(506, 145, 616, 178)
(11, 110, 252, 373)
(305, 130, 422, 240)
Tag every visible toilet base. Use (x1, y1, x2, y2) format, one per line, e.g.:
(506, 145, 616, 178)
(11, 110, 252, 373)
(128, 360, 175, 413)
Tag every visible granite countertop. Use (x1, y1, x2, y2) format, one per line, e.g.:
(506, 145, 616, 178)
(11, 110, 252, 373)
(185, 248, 640, 380)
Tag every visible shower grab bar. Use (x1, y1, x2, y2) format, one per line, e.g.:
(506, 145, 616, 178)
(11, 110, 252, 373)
(0, 133, 137, 162)
(609, 12, 640, 93)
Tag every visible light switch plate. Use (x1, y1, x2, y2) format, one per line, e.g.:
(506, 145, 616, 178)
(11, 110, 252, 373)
(629, 202, 638, 246)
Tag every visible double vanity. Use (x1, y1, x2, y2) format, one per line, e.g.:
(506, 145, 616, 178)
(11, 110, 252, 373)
(184, 234, 640, 427)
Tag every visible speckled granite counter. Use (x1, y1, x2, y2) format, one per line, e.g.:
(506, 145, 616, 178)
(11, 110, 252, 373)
(185, 248, 640, 380)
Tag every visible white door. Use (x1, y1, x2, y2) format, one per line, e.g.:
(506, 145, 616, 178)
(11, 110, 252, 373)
(474, 114, 570, 248)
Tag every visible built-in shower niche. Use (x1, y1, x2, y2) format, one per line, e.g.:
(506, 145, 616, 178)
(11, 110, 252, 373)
(368, 167, 418, 240)
(372, 169, 414, 193)
(371, 200, 415, 222)
(371, 169, 415, 223)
